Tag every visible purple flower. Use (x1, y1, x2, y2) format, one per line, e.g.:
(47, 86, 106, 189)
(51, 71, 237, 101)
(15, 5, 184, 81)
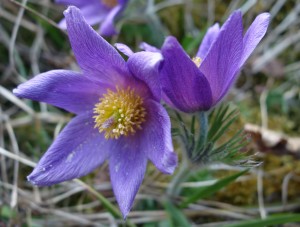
(13, 6, 177, 217)
(146, 11, 270, 113)
(56, 0, 128, 36)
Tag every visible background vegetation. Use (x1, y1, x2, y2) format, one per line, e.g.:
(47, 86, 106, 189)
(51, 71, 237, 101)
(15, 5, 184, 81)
(1, 0, 300, 226)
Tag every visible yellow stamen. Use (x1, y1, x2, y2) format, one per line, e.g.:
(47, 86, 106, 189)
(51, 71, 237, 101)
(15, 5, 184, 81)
(192, 57, 202, 67)
(93, 87, 146, 139)
(101, 0, 118, 8)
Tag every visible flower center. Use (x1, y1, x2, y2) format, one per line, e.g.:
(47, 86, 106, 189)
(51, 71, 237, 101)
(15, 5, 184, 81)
(192, 57, 202, 67)
(101, 0, 118, 8)
(94, 87, 146, 139)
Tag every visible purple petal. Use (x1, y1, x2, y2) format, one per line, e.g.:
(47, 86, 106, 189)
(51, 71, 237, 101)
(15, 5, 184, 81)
(76, 4, 107, 25)
(114, 43, 134, 57)
(109, 138, 147, 218)
(55, 0, 89, 6)
(161, 36, 213, 112)
(127, 52, 163, 101)
(28, 113, 111, 186)
(196, 23, 220, 60)
(57, 1, 107, 29)
(199, 11, 243, 104)
(99, 4, 123, 36)
(140, 100, 177, 174)
(240, 12, 270, 67)
(13, 70, 106, 114)
(58, 18, 68, 30)
(118, 0, 129, 5)
(64, 6, 130, 85)
(139, 42, 161, 53)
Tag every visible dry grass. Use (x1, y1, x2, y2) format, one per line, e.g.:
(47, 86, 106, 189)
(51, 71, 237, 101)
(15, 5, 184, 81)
(1, 0, 300, 226)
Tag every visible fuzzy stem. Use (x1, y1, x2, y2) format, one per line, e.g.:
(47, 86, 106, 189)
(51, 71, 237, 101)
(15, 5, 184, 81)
(167, 142, 190, 197)
(167, 112, 209, 197)
(197, 111, 208, 149)
(167, 159, 189, 196)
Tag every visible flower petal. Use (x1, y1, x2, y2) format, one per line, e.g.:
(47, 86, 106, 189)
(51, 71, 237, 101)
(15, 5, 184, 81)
(118, 0, 129, 5)
(196, 23, 220, 60)
(99, 4, 123, 36)
(76, 4, 107, 25)
(240, 12, 270, 67)
(109, 138, 147, 218)
(199, 11, 243, 104)
(161, 36, 213, 112)
(127, 52, 163, 101)
(28, 112, 111, 186)
(56, 0, 89, 6)
(140, 100, 177, 174)
(64, 6, 130, 85)
(58, 18, 68, 30)
(13, 70, 106, 114)
(114, 43, 134, 57)
(139, 42, 160, 53)
(57, 1, 106, 29)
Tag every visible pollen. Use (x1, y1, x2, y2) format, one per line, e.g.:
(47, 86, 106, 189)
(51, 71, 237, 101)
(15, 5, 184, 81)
(192, 57, 202, 67)
(101, 0, 118, 8)
(93, 87, 146, 139)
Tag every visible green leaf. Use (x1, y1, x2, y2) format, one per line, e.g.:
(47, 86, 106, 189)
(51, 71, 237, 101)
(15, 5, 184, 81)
(165, 200, 190, 227)
(210, 113, 238, 143)
(180, 169, 248, 208)
(193, 103, 251, 166)
(1, 205, 17, 219)
(207, 104, 230, 141)
(208, 105, 238, 143)
(223, 214, 300, 227)
(211, 130, 247, 163)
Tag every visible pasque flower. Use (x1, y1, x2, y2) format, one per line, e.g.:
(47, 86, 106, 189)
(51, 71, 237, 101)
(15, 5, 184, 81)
(56, 0, 128, 36)
(13, 6, 177, 217)
(147, 11, 270, 113)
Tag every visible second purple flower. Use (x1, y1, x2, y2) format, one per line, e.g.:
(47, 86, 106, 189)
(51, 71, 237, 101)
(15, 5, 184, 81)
(146, 11, 270, 113)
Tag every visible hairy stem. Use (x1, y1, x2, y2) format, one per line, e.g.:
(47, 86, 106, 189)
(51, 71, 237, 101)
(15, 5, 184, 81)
(197, 111, 208, 150)
(167, 141, 190, 197)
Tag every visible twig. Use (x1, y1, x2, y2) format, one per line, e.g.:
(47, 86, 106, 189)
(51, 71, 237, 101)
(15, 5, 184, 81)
(257, 167, 267, 219)
(9, 0, 65, 32)
(7, 112, 70, 127)
(9, 0, 28, 71)
(253, 30, 300, 72)
(0, 7, 37, 31)
(5, 118, 20, 208)
(207, 0, 215, 25)
(270, 0, 287, 18)
(29, 201, 102, 226)
(282, 172, 293, 209)
(240, 0, 257, 14)
(186, 204, 252, 220)
(259, 78, 274, 129)
(0, 85, 35, 115)
(0, 147, 36, 167)
(0, 107, 8, 184)
(259, 88, 268, 129)
(181, 180, 218, 188)
(153, 0, 183, 12)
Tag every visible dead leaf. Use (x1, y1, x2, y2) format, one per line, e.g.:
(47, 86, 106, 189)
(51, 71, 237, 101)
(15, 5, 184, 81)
(244, 123, 300, 158)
